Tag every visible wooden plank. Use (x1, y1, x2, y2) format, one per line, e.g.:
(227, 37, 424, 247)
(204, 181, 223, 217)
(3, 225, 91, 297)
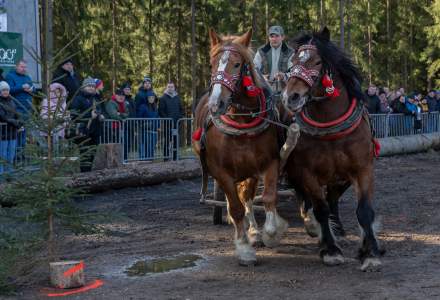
(203, 200, 266, 211)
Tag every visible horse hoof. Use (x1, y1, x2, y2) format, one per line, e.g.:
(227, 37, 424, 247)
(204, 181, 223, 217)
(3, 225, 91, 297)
(262, 217, 288, 248)
(303, 210, 319, 238)
(360, 258, 382, 272)
(235, 240, 256, 264)
(322, 253, 345, 266)
(304, 224, 319, 238)
(248, 229, 263, 247)
(238, 259, 257, 267)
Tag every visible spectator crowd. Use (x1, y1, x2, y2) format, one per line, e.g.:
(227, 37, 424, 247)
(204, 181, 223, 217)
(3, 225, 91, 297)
(0, 59, 184, 174)
(365, 84, 440, 132)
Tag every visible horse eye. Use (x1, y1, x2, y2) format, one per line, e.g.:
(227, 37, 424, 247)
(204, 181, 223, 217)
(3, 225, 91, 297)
(315, 61, 322, 66)
(234, 63, 240, 68)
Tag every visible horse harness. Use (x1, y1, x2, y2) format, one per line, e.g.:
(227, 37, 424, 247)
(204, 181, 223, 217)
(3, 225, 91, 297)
(285, 43, 377, 145)
(195, 45, 287, 202)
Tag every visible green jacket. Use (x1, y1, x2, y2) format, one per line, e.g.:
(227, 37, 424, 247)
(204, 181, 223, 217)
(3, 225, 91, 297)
(104, 99, 129, 121)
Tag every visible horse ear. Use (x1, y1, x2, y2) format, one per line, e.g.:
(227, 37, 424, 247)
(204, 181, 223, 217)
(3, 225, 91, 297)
(235, 29, 253, 47)
(209, 28, 221, 48)
(320, 26, 330, 42)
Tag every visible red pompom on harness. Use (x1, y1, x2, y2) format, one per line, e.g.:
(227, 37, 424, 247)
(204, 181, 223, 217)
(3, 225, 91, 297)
(242, 75, 261, 97)
(192, 127, 203, 141)
(321, 74, 340, 99)
(373, 138, 381, 157)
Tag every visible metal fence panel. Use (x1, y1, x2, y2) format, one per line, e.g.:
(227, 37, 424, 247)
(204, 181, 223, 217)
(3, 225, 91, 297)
(100, 119, 123, 144)
(0, 122, 18, 175)
(123, 118, 174, 162)
(176, 118, 195, 160)
(386, 114, 414, 137)
(421, 112, 440, 134)
(369, 114, 388, 138)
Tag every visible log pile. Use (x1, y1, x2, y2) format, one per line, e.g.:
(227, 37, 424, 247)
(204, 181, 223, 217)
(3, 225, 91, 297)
(69, 159, 201, 193)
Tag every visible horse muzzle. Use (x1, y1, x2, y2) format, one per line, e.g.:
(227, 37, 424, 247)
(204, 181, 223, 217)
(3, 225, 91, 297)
(209, 98, 230, 116)
(283, 91, 307, 112)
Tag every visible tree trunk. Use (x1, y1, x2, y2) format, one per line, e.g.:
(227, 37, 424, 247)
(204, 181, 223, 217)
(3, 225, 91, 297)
(251, 2, 257, 36)
(239, 0, 246, 32)
(339, 0, 345, 49)
(191, 0, 197, 113)
(111, 0, 117, 93)
(320, 0, 325, 29)
(346, 0, 351, 52)
(409, 24, 414, 90)
(386, 0, 391, 86)
(148, 0, 154, 76)
(69, 159, 202, 193)
(177, 0, 182, 93)
(265, 0, 269, 37)
(367, 0, 372, 85)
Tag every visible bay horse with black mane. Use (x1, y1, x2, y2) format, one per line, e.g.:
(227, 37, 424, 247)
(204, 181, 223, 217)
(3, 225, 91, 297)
(192, 29, 287, 266)
(282, 27, 384, 271)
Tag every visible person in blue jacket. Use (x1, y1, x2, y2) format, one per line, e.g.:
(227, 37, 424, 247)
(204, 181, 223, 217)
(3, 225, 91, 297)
(135, 76, 158, 113)
(137, 95, 159, 160)
(5, 59, 35, 152)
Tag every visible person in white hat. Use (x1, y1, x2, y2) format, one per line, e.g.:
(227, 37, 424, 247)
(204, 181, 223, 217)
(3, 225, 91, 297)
(0, 81, 22, 174)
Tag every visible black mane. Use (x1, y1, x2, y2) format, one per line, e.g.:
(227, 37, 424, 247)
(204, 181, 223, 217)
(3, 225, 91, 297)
(292, 31, 365, 103)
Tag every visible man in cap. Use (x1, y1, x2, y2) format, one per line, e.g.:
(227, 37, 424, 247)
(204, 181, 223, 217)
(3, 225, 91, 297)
(5, 59, 35, 152)
(52, 58, 81, 102)
(253, 25, 294, 92)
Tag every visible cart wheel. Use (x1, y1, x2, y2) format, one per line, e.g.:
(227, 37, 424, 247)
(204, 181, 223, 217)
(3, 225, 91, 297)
(213, 205, 223, 225)
(213, 180, 225, 225)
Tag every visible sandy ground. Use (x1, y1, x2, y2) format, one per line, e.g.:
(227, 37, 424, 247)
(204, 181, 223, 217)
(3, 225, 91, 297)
(8, 151, 440, 300)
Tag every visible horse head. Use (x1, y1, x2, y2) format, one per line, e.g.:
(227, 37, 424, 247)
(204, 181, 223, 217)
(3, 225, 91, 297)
(208, 28, 254, 116)
(282, 27, 331, 112)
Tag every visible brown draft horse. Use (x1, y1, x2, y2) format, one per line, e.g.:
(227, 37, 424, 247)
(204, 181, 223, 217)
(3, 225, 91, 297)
(192, 29, 287, 266)
(282, 27, 384, 271)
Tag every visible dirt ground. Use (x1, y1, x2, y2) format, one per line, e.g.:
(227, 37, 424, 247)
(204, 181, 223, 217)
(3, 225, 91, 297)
(9, 151, 440, 300)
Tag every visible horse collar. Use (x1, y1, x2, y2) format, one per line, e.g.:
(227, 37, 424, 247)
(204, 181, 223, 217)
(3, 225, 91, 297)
(296, 98, 365, 140)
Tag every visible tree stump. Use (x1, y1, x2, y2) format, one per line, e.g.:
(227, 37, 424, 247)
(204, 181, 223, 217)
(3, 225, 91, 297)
(93, 143, 123, 170)
(49, 261, 85, 289)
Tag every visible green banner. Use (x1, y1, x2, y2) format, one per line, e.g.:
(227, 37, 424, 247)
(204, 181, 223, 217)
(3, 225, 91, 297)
(0, 32, 23, 77)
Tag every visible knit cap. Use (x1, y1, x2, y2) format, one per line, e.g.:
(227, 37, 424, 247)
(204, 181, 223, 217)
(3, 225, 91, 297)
(82, 77, 96, 87)
(0, 81, 10, 91)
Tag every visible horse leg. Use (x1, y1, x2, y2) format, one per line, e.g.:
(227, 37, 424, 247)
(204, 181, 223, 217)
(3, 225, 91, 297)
(237, 178, 261, 246)
(217, 175, 256, 266)
(327, 182, 351, 239)
(304, 174, 344, 266)
(354, 168, 383, 272)
(297, 189, 319, 238)
(261, 160, 288, 248)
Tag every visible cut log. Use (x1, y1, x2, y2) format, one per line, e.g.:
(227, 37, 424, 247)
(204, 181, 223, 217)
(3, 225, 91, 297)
(49, 260, 85, 289)
(69, 159, 202, 193)
(93, 143, 123, 170)
(378, 133, 440, 156)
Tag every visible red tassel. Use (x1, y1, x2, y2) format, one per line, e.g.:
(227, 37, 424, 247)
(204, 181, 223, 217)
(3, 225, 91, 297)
(373, 138, 381, 157)
(192, 128, 203, 141)
(242, 75, 260, 97)
(328, 87, 340, 99)
(322, 74, 339, 99)
(321, 74, 333, 88)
